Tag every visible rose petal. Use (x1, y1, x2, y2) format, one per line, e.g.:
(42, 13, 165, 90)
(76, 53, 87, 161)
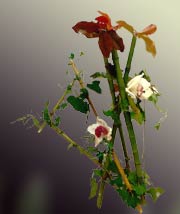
(72, 21, 99, 38)
(138, 35, 156, 57)
(98, 31, 114, 58)
(108, 30, 125, 52)
(96, 11, 113, 30)
(138, 24, 157, 36)
(116, 20, 134, 34)
(87, 123, 98, 135)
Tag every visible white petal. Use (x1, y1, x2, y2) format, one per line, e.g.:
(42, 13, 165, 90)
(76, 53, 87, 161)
(96, 117, 108, 127)
(139, 77, 151, 90)
(127, 74, 144, 88)
(141, 88, 153, 99)
(125, 87, 137, 99)
(95, 136, 103, 147)
(87, 124, 98, 135)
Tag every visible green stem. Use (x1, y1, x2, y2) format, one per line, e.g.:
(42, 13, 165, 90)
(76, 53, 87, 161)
(51, 125, 99, 166)
(103, 56, 130, 170)
(96, 122, 117, 208)
(124, 35, 137, 85)
(111, 50, 128, 111)
(38, 80, 75, 133)
(103, 57, 116, 108)
(111, 49, 142, 178)
(118, 121, 130, 171)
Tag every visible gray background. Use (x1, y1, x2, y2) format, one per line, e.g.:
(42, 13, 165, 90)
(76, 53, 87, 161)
(1, 0, 180, 213)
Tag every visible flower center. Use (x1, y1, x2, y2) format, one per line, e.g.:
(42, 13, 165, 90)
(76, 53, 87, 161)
(137, 84, 144, 97)
(95, 125, 108, 138)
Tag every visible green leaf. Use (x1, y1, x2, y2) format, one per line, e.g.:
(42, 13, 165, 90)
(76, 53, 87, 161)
(110, 177, 123, 188)
(107, 160, 119, 174)
(154, 122, 161, 130)
(134, 184, 146, 196)
(94, 169, 103, 177)
(148, 94, 159, 104)
(128, 97, 145, 125)
(67, 96, 89, 114)
(103, 109, 120, 125)
(89, 178, 98, 199)
(117, 189, 140, 208)
(96, 151, 104, 164)
(80, 88, 89, 100)
(57, 103, 68, 110)
(87, 81, 102, 94)
(128, 171, 138, 185)
(90, 72, 107, 79)
(147, 187, 164, 201)
(54, 116, 61, 126)
(80, 51, 84, 56)
(43, 102, 51, 126)
(69, 53, 75, 59)
(31, 116, 40, 128)
(87, 146, 98, 153)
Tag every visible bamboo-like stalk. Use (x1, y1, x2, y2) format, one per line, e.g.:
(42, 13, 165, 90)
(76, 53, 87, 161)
(111, 49, 142, 178)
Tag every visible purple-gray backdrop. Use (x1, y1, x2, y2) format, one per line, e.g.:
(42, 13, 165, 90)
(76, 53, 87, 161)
(1, 1, 180, 213)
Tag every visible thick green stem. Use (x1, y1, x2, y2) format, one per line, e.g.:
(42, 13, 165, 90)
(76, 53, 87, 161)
(103, 56, 130, 170)
(111, 49, 142, 178)
(103, 57, 116, 107)
(124, 36, 137, 85)
(111, 50, 129, 111)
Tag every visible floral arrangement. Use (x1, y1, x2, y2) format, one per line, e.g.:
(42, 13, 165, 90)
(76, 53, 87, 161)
(18, 11, 166, 213)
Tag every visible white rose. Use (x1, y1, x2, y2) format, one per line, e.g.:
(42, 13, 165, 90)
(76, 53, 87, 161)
(87, 117, 112, 147)
(125, 73, 158, 100)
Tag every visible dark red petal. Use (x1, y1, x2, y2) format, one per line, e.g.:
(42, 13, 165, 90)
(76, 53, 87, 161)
(72, 21, 99, 38)
(95, 125, 108, 138)
(95, 15, 109, 24)
(98, 31, 113, 58)
(108, 30, 125, 52)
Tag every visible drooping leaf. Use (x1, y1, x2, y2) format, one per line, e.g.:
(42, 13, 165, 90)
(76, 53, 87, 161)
(87, 80, 102, 94)
(148, 94, 159, 105)
(90, 72, 107, 79)
(89, 178, 98, 199)
(128, 97, 145, 125)
(67, 96, 89, 114)
(147, 187, 164, 201)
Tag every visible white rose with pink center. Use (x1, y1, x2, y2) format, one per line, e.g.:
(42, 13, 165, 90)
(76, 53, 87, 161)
(87, 117, 112, 147)
(125, 73, 158, 100)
